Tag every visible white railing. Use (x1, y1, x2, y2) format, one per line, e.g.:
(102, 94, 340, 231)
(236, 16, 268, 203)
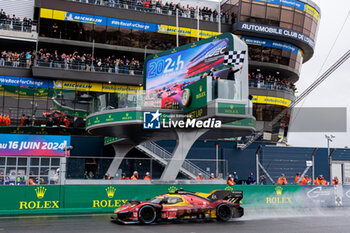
(139, 141, 210, 178)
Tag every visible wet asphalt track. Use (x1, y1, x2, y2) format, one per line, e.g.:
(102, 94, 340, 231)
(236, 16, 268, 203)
(1, 208, 350, 233)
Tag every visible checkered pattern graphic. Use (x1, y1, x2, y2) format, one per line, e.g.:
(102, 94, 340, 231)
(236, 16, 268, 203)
(224, 50, 246, 66)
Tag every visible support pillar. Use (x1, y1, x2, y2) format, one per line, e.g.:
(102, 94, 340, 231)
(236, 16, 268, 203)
(160, 129, 208, 180)
(106, 143, 135, 178)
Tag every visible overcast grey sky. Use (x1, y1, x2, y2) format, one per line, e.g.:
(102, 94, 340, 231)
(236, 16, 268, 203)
(287, 0, 350, 148)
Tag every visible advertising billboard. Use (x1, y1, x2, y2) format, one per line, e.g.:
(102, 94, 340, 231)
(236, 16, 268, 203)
(0, 134, 71, 157)
(144, 33, 249, 109)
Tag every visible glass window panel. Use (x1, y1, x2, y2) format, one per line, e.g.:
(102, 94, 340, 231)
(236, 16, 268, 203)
(304, 15, 313, 31)
(251, 3, 266, 18)
(17, 167, 27, 177)
(41, 158, 50, 166)
(266, 5, 280, 21)
(18, 158, 27, 166)
(39, 18, 53, 37)
(0, 86, 4, 115)
(30, 167, 39, 175)
(293, 11, 305, 26)
(80, 23, 94, 42)
(240, 15, 250, 22)
(303, 28, 311, 37)
(65, 21, 80, 41)
(34, 109, 48, 127)
(130, 29, 144, 48)
(51, 158, 60, 166)
(249, 46, 262, 61)
(119, 28, 132, 46)
(40, 167, 50, 176)
(4, 84, 19, 126)
(106, 26, 120, 45)
(280, 22, 292, 29)
(52, 20, 67, 40)
(281, 49, 292, 57)
(7, 158, 16, 166)
(94, 24, 107, 43)
(290, 52, 297, 60)
(280, 57, 289, 66)
(289, 59, 296, 69)
(6, 167, 17, 181)
(272, 48, 282, 56)
(31, 158, 39, 166)
(241, 2, 251, 16)
(311, 20, 317, 38)
(38, 176, 49, 185)
(0, 158, 4, 165)
(280, 9, 293, 23)
(292, 25, 303, 33)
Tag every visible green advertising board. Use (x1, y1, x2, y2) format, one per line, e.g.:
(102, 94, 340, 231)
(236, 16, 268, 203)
(86, 111, 143, 127)
(217, 102, 246, 115)
(0, 185, 303, 216)
(183, 77, 208, 114)
(225, 118, 256, 127)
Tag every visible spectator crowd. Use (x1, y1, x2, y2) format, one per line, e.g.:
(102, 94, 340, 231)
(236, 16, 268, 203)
(73, 0, 231, 23)
(249, 72, 297, 94)
(0, 9, 33, 32)
(0, 49, 143, 74)
(276, 173, 340, 186)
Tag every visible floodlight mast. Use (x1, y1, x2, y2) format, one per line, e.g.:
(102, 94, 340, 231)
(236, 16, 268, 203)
(238, 50, 350, 150)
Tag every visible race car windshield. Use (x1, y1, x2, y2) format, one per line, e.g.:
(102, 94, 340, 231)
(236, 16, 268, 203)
(150, 198, 163, 204)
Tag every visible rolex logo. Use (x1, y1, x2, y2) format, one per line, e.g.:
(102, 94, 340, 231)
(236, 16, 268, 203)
(168, 186, 178, 193)
(109, 114, 112, 118)
(106, 186, 116, 198)
(199, 85, 202, 92)
(275, 186, 283, 196)
(230, 105, 234, 110)
(126, 113, 129, 117)
(35, 186, 47, 199)
(225, 186, 234, 191)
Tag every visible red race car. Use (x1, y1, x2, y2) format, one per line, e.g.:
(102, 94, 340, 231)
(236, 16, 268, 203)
(111, 189, 243, 224)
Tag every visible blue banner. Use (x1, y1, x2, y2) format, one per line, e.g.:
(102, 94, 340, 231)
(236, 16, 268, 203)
(34, 79, 49, 88)
(20, 77, 34, 87)
(2, 76, 20, 86)
(0, 134, 71, 157)
(65, 12, 107, 25)
(239, 36, 300, 54)
(237, 22, 315, 48)
(252, 0, 306, 11)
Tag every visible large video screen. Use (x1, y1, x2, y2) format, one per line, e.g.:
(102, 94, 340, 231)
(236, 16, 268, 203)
(145, 34, 233, 109)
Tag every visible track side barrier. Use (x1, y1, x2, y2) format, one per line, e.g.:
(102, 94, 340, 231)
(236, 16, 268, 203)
(0, 185, 348, 216)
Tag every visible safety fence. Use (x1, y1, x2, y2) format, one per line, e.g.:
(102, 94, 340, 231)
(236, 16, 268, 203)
(0, 184, 348, 216)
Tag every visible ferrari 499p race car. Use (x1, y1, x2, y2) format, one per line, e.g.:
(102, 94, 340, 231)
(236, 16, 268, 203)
(111, 189, 243, 224)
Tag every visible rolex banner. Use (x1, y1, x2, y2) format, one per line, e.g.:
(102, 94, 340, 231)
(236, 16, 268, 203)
(0, 185, 305, 215)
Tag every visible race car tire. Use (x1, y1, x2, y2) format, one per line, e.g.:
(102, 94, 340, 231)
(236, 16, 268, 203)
(216, 203, 233, 222)
(138, 205, 157, 224)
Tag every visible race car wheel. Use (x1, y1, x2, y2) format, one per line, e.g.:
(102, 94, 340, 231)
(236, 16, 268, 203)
(138, 205, 157, 224)
(216, 204, 232, 222)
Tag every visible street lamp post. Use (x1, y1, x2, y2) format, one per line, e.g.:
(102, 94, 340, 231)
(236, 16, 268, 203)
(215, 143, 219, 177)
(60, 145, 73, 185)
(325, 134, 335, 182)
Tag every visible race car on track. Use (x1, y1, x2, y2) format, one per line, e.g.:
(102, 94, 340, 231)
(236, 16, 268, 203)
(111, 189, 243, 224)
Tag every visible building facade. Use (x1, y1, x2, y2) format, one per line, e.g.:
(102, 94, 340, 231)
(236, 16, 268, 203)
(0, 0, 332, 184)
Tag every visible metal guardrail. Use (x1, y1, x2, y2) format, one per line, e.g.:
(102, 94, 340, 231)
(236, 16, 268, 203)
(139, 141, 211, 178)
(35, 60, 143, 75)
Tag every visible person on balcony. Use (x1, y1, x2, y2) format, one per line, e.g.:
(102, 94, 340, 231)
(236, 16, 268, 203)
(276, 173, 288, 185)
(144, 172, 151, 180)
(131, 171, 139, 180)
